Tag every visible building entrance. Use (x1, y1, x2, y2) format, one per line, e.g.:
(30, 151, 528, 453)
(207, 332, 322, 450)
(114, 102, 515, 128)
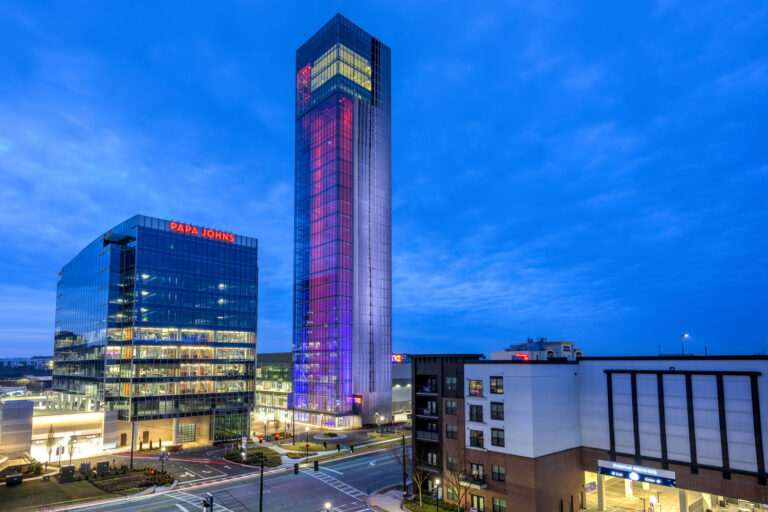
(177, 423, 196, 443)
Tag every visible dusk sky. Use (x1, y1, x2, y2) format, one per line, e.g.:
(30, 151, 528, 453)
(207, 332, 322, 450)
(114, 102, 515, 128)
(0, 1, 766, 358)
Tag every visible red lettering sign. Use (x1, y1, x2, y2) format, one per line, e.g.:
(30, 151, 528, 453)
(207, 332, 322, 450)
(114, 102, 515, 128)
(168, 222, 234, 243)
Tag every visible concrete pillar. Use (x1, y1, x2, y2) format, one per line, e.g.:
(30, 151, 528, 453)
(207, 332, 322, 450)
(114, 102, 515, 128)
(679, 490, 687, 512)
(625, 479, 633, 498)
(172, 418, 179, 444)
(597, 475, 605, 511)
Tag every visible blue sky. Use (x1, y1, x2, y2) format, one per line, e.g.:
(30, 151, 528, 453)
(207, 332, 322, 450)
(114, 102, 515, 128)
(0, 1, 766, 357)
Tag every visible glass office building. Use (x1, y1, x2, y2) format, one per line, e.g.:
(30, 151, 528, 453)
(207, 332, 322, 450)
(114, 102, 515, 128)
(254, 352, 293, 435)
(53, 215, 258, 444)
(293, 14, 392, 427)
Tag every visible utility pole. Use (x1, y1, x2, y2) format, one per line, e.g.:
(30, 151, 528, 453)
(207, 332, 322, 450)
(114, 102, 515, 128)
(259, 457, 264, 512)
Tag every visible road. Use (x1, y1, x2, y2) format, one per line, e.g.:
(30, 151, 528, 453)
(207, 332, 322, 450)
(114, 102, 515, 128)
(54, 448, 402, 512)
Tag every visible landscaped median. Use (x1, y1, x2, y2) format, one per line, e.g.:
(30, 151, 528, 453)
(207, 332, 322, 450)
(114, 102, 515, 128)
(280, 442, 325, 459)
(224, 445, 282, 466)
(0, 466, 173, 511)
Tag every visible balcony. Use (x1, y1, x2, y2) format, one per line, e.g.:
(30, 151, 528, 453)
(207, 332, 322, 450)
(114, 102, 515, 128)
(460, 474, 487, 489)
(415, 385, 438, 395)
(415, 430, 440, 442)
(415, 408, 438, 419)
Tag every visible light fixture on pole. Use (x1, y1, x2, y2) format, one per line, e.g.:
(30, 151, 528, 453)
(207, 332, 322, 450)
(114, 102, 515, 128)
(681, 333, 689, 355)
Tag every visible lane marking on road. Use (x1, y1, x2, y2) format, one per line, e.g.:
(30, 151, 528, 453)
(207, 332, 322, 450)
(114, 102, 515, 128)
(321, 467, 343, 475)
(175, 505, 190, 512)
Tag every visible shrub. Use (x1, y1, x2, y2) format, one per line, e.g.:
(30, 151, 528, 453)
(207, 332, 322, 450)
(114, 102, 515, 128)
(322, 432, 338, 438)
(224, 446, 281, 467)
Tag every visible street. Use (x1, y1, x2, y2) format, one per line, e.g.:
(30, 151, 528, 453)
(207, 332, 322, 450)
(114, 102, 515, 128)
(52, 447, 402, 512)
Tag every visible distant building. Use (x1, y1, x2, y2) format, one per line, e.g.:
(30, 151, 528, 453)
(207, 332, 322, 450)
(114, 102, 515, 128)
(53, 215, 258, 447)
(0, 400, 33, 458)
(254, 352, 293, 435)
(391, 354, 412, 422)
(491, 337, 583, 361)
(410, 352, 768, 512)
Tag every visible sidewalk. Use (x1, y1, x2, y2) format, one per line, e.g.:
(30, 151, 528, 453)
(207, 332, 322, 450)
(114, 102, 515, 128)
(369, 488, 405, 512)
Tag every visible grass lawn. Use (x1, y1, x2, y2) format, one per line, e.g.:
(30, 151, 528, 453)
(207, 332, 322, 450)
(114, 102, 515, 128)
(364, 430, 411, 444)
(0, 479, 114, 511)
(281, 442, 325, 452)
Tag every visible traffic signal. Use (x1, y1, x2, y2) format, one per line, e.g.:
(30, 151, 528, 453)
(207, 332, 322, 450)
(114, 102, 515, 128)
(275, 433, 280, 440)
(336, 443, 340, 452)
(313, 460, 319, 471)
(323, 441, 327, 449)
(350, 444, 354, 453)
(150, 469, 156, 475)
(259, 436, 264, 444)
(293, 463, 299, 474)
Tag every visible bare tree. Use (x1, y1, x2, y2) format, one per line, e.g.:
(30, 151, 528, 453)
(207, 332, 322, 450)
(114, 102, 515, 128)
(67, 436, 77, 465)
(46, 425, 55, 466)
(390, 438, 432, 507)
(442, 448, 472, 511)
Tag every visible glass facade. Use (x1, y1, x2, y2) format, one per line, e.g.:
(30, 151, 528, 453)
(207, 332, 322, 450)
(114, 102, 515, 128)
(53, 215, 257, 441)
(293, 14, 392, 426)
(254, 352, 293, 433)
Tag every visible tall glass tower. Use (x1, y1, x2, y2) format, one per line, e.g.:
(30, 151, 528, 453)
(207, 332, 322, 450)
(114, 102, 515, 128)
(293, 14, 392, 427)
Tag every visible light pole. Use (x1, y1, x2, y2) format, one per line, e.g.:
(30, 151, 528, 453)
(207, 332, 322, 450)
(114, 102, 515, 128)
(324, 502, 332, 511)
(434, 478, 441, 512)
(160, 447, 166, 475)
(402, 435, 407, 497)
(305, 427, 310, 460)
(681, 333, 689, 354)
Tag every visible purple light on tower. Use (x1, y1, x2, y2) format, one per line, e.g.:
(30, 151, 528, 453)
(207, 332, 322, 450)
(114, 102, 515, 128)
(292, 15, 392, 427)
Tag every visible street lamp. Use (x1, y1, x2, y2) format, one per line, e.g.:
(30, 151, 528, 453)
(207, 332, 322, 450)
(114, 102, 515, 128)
(160, 447, 166, 475)
(433, 478, 441, 512)
(681, 333, 690, 355)
(324, 502, 332, 511)
(305, 427, 310, 460)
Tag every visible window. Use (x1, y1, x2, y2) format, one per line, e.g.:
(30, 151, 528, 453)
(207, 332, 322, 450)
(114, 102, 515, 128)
(447, 456, 457, 471)
(490, 376, 503, 394)
(470, 462, 484, 479)
(490, 402, 504, 420)
(445, 400, 457, 415)
(491, 428, 505, 447)
(493, 497, 507, 512)
(469, 404, 483, 422)
(445, 376, 457, 392)
(427, 451, 437, 467)
(447, 486, 458, 501)
(472, 495, 486, 512)
(469, 429, 484, 448)
(446, 424, 457, 439)
(492, 464, 505, 482)
(469, 379, 483, 396)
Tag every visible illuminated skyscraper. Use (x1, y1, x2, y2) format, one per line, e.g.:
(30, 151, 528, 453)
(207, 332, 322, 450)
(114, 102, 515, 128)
(292, 14, 392, 427)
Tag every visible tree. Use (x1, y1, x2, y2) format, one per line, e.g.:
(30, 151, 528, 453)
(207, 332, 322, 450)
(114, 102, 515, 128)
(390, 438, 431, 507)
(45, 425, 55, 466)
(442, 448, 472, 511)
(67, 436, 77, 465)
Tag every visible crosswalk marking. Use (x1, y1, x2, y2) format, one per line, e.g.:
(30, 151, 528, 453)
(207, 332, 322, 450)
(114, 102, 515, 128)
(303, 469, 367, 500)
(166, 490, 235, 512)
